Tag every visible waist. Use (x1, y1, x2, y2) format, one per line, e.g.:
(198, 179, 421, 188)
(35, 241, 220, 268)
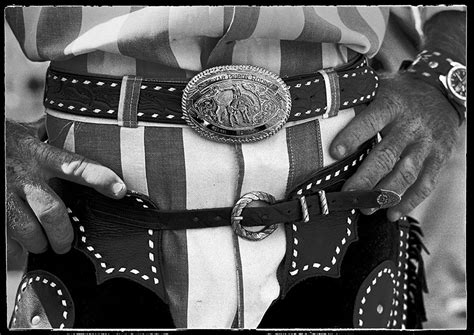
(44, 54, 380, 210)
(44, 54, 378, 127)
(63, 137, 397, 233)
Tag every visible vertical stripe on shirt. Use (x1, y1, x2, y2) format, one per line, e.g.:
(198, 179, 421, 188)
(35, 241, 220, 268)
(51, 54, 89, 75)
(249, 7, 304, 40)
(45, 113, 74, 150)
(63, 123, 75, 153)
(36, 6, 83, 60)
(168, 6, 224, 38)
(182, 128, 239, 328)
(337, 7, 381, 57)
(87, 51, 137, 76)
(120, 126, 149, 195)
(144, 127, 186, 210)
(205, 6, 260, 68)
(73, 122, 123, 178)
(223, 6, 261, 40)
(64, 6, 132, 56)
(161, 229, 189, 328)
(238, 130, 289, 328)
(319, 107, 356, 167)
(117, 7, 180, 69)
(232, 39, 282, 75)
(141, 126, 188, 328)
(135, 59, 189, 80)
(297, 7, 342, 42)
(356, 7, 387, 51)
(285, 120, 323, 193)
(338, 45, 349, 63)
(313, 7, 370, 55)
(321, 43, 347, 68)
(169, 7, 222, 71)
(167, 36, 203, 72)
(5, 7, 26, 54)
(20, 7, 42, 61)
(280, 40, 322, 77)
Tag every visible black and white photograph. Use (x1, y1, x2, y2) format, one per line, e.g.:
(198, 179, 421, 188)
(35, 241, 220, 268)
(4, 5, 467, 330)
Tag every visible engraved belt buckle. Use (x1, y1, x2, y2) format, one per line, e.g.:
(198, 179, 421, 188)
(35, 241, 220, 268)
(182, 65, 292, 143)
(231, 191, 277, 241)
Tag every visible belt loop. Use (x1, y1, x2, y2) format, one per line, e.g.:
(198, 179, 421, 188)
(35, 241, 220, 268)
(118, 75, 143, 128)
(318, 68, 340, 119)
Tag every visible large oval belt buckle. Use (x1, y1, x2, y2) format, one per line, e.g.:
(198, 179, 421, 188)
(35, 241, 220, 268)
(182, 65, 292, 143)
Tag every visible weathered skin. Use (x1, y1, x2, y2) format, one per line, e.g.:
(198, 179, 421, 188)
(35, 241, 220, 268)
(6, 120, 127, 256)
(330, 72, 459, 222)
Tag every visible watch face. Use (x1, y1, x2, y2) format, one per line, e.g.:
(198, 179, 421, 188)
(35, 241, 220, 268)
(447, 65, 467, 101)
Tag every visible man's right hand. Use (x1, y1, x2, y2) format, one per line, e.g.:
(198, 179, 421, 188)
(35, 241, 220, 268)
(6, 119, 127, 257)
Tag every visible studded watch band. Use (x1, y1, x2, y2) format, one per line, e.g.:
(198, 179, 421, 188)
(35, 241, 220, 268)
(400, 50, 466, 123)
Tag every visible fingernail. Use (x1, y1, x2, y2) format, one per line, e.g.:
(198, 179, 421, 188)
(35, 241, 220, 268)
(112, 182, 125, 196)
(336, 145, 346, 158)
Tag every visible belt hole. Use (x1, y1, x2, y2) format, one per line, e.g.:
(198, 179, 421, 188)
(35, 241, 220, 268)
(193, 217, 199, 222)
(261, 215, 269, 220)
(214, 216, 222, 221)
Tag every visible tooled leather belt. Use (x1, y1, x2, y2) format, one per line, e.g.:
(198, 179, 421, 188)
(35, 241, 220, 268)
(62, 137, 400, 303)
(44, 55, 379, 143)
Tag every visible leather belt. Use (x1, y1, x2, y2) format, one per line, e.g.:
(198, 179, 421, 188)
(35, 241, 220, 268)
(73, 188, 398, 231)
(44, 55, 379, 126)
(65, 138, 399, 240)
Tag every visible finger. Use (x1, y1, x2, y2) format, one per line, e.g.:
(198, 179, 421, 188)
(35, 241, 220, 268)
(360, 143, 429, 215)
(19, 180, 74, 254)
(7, 235, 25, 260)
(330, 94, 398, 159)
(6, 190, 49, 254)
(30, 140, 126, 198)
(386, 154, 445, 222)
(342, 130, 411, 193)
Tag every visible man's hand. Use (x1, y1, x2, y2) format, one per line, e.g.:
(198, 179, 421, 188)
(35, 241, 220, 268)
(6, 120, 127, 256)
(330, 72, 460, 222)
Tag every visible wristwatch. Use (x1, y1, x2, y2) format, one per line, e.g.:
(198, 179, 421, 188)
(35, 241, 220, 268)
(400, 50, 467, 123)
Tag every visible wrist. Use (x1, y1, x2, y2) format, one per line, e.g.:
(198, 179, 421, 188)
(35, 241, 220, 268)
(6, 117, 47, 141)
(399, 49, 466, 125)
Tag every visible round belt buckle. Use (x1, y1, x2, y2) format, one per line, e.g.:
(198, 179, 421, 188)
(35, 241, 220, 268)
(231, 191, 277, 241)
(182, 65, 292, 143)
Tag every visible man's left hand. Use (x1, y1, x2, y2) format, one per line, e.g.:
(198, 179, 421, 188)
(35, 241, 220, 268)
(330, 72, 460, 222)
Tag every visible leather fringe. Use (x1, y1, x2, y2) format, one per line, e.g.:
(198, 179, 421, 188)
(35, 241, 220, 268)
(405, 216, 429, 329)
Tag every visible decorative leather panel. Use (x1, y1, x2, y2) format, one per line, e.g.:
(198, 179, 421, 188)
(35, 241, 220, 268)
(279, 139, 375, 296)
(66, 191, 167, 303)
(10, 270, 75, 329)
(353, 260, 397, 328)
(353, 217, 411, 329)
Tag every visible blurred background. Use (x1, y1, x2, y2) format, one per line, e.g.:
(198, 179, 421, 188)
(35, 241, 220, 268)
(4, 14, 466, 329)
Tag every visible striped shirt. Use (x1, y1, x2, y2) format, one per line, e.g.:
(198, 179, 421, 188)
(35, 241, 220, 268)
(5, 6, 463, 78)
(6, 5, 464, 329)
